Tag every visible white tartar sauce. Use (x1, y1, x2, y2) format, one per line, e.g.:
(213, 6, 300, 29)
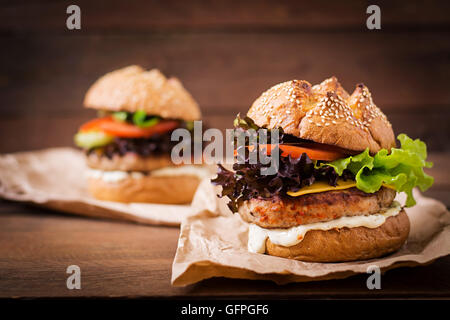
(248, 201, 402, 254)
(87, 165, 210, 183)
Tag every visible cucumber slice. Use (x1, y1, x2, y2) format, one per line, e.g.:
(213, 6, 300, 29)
(74, 131, 114, 149)
(112, 111, 128, 122)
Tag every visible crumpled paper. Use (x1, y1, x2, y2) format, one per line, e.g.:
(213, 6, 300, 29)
(171, 179, 450, 286)
(0, 148, 212, 226)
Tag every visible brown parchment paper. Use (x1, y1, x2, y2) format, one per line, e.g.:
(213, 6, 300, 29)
(0, 148, 210, 226)
(171, 179, 450, 286)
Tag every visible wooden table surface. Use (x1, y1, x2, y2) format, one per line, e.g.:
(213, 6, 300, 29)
(0, 200, 449, 299)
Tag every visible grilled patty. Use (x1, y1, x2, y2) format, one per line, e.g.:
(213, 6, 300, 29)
(86, 152, 175, 171)
(238, 187, 396, 228)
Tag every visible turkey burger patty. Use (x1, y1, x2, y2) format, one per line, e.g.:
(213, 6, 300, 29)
(238, 187, 396, 229)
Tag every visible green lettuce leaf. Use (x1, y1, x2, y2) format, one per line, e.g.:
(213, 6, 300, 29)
(132, 110, 160, 128)
(318, 134, 434, 207)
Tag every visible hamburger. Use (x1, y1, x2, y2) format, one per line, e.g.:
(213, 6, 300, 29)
(212, 77, 434, 262)
(74, 65, 209, 204)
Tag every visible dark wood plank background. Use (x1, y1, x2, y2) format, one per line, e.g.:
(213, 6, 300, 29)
(0, 0, 449, 298)
(1, 0, 449, 204)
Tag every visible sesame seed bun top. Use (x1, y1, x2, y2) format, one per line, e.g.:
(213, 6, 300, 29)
(247, 77, 395, 154)
(84, 65, 201, 121)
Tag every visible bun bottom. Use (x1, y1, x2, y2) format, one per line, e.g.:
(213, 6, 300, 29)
(265, 210, 410, 262)
(88, 175, 201, 204)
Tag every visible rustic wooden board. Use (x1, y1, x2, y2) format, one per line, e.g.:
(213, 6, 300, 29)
(2, 0, 450, 32)
(2, 2, 449, 154)
(3, 33, 450, 113)
(1, 32, 450, 152)
(0, 201, 449, 298)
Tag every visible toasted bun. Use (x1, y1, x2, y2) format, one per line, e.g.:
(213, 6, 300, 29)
(88, 174, 200, 204)
(84, 65, 201, 121)
(265, 209, 410, 262)
(247, 77, 395, 154)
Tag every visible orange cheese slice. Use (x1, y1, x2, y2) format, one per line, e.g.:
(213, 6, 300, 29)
(287, 180, 395, 197)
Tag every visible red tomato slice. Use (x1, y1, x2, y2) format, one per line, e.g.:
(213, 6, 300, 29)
(80, 117, 179, 138)
(235, 144, 345, 161)
(79, 117, 108, 132)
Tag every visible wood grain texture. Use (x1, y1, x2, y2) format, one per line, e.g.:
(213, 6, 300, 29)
(1, 3, 449, 154)
(2, 0, 450, 32)
(0, 201, 449, 298)
(3, 33, 450, 113)
(1, 32, 449, 151)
